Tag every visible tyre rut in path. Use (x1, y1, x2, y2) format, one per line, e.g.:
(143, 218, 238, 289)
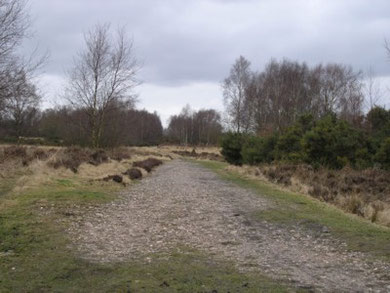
(69, 160, 390, 292)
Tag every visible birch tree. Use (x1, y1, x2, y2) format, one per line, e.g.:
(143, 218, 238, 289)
(222, 56, 253, 133)
(65, 23, 140, 148)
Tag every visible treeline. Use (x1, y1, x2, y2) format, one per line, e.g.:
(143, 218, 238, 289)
(221, 107, 390, 170)
(166, 105, 222, 145)
(0, 102, 164, 147)
(220, 55, 390, 170)
(223, 56, 365, 134)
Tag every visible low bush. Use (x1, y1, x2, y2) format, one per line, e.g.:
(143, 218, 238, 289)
(172, 150, 224, 161)
(220, 132, 245, 165)
(49, 147, 92, 173)
(374, 138, 390, 170)
(124, 168, 142, 180)
(32, 148, 50, 160)
(276, 126, 303, 161)
(302, 115, 365, 169)
(48, 147, 132, 173)
(133, 158, 163, 172)
(109, 148, 131, 161)
(242, 134, 278, 165)
(0, 146, 54, 166)
(2, 146, 28, 159)
(90, 150, 109, 166)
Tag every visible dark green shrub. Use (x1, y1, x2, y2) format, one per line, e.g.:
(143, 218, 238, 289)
(366, 107, 390, 152)
(276, 126, 303, 161)
(372, 121, 390, 151)
(221, 113, 383, 171)
(296, 113, 315, 133)
(275, 114, 314, 162)
(374, 138, 390, 170)
(366, 106, 390, 133)
(241, 136, 263, 165)
(259, 134, 278, 163)
(302, 115, 364, 169)
(241, 134, 278, 165)
(220, 132, 245, 165)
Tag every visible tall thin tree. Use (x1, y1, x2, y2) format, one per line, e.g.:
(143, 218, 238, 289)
(222, 56, 252, 133)
(65, 23, 140, 148)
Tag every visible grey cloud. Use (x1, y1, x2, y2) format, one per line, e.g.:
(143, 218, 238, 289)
(26, 0, 390, 86)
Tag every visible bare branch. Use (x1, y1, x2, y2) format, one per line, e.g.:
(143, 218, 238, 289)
(64, 23, 141, 147)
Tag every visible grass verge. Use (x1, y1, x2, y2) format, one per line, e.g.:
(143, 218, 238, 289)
(197, 160, 390, 261)
(0, 167, 290, 292)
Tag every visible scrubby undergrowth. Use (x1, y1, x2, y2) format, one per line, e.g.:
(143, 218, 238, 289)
(0, 145, 172, 190)
(227, 163, 390, 227)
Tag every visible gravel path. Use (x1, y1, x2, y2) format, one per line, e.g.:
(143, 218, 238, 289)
(69, 160, 390, 292)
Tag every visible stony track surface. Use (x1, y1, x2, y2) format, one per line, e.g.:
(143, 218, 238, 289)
(69, 160, 390, 292)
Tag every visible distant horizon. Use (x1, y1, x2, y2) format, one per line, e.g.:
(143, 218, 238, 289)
(28, 0, 390, 125)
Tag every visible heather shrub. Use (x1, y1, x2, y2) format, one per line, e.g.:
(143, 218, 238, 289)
(124, 168, 142, 180)
(133, 158, 162, 172)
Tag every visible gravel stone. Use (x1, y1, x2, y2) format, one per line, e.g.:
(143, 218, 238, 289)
(68, 160, 390, 292)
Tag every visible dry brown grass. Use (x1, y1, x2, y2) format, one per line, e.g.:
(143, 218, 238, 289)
(0, 144, 218, 196)
(0, 145, 57, 166)
(134, 145, 222, 158)
(227, 163, 390, 227)
(0, 145, 175, 194)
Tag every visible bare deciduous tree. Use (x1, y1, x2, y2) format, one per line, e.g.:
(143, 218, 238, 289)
(193, 109, 222, 145)
(0, 0, 29, 61)
(0, 0, 30, 114)
(0, 0, 47, 138)
(167, 106, 222, 145)
(364, 67, 382, 111)
(2, 66, 40, 136)
(223, 58, 365, 133)
(312, 64, 363, 117)
(222, 56, 253, 133)
(250, 59, 313, 132)
(65, 23, 140, 148)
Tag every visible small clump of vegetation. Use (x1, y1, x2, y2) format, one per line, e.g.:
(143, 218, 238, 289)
(48, 147, 109, 173)
(0, 145, 56, 166)
(123, 168, 143, 180)
(133, 158, 163, 172)
(45, 147, 135, 173)
(172, 149, 224, 161)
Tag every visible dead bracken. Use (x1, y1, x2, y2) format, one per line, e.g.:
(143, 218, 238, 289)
(102, 174, 123, 183)
(132, 158, 163, 172)
(123, 168, 142, 180)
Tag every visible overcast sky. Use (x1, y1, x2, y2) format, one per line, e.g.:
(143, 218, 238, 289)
(26, 0, 390, 125)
